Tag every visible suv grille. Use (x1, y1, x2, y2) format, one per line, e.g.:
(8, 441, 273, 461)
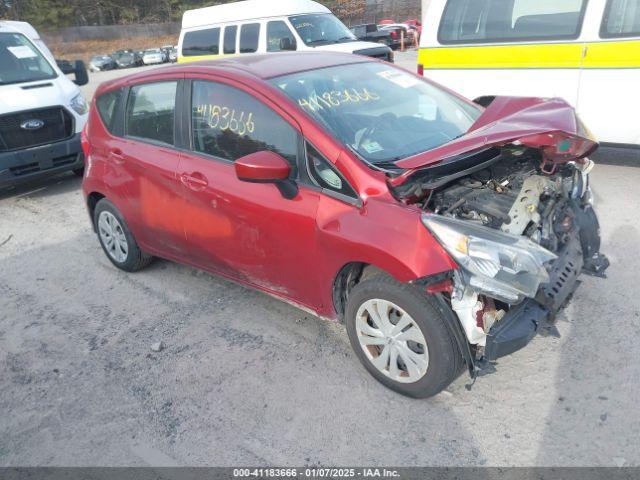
(0, 107, 74, 152)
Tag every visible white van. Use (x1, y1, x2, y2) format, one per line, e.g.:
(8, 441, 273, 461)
(0, 21, 89, 188)
(419, 0, 640, 148)
(178, 0, 393, 64)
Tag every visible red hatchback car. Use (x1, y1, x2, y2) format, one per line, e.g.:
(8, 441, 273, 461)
(82, 52, 608, 398)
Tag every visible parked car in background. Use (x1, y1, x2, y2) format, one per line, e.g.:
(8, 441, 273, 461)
(419, 0, 640, 148)
(160, 45, 174, 63)
(178, 0, 393, 63)
(379, 23, 416, 44)
(168, 46, 178, 62)
(350, 24, 400, 49)
(142, 48, 166, 65)
(0, 20, 88, 188)
(82, 52, 607, 398)
(89, 54, 117, 72)
(113, 50, 142, 68)
(404, 18, 422, 36)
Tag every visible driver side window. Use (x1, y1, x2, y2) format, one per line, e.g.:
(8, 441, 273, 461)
(306, 143, 357, 199)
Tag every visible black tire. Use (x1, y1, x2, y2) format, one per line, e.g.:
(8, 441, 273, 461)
(93, 198, 152, 272)
(345, 276, 463, 398)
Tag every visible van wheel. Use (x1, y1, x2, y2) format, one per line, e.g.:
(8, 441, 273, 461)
(93, 198, 152, 272)
(345, 276, 462, 398)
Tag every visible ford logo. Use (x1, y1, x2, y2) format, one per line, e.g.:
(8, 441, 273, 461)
(20, 119, 45, 131)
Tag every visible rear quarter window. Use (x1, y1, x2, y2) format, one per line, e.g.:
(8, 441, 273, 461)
(182, 28, 221, 56)
(95, 89, 122, 134)
(438, 0, 588, 44)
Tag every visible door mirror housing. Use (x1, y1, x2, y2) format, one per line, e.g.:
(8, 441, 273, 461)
(235, 151, 298, 199)
(58, 59, 89, 86)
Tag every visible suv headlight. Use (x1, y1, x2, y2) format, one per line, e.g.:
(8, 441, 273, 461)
(70, 93, 88, 115)
(422, 214, 557, 303)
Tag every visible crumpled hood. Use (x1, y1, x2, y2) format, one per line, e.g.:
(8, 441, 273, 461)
(394, 96, 598, 174)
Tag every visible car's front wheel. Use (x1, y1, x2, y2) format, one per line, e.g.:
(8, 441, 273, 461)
(345, 276, 463, 398)
(93, 198, 152, 272)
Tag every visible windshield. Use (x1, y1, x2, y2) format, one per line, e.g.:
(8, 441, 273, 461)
(289, 14, 356, 46)
(271, 63, 481, 166)
(0, 32, 56, 86)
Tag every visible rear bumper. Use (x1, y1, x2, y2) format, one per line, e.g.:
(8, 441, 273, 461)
(0, 133, 84, 188)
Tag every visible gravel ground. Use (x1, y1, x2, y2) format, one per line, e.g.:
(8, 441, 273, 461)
(0, 50, 638, 467)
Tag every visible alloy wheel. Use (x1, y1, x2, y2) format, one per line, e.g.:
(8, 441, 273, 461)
(98, 211, 129, 263)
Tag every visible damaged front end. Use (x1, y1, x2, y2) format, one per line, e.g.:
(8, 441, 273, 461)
(393, 97, 609, 372)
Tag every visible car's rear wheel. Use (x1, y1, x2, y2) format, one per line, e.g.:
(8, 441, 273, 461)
(345, 276, 462, 398)
(94, 199, 152, 272)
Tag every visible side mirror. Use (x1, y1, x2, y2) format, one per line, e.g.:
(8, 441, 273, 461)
(72, 60, 89, 86)
(279, 37, 296, 51)
(58, 59, 89, 86)
(235, 151, 298, 199)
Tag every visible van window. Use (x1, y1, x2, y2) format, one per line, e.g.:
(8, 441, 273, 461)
(126, 82, 177, 145)
(96, 89, 122, 134)
(224, 25, 237, 54)
(438, 0, 587, 44)
(267, 21, 297, 51)
(240, 23, 260, 53)
(182, 28, 220, 56)
(601, 0, 640, 38)
(191, 81, 298, 175)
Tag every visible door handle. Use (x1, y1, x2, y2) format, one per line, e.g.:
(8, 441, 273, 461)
(180, 172, 209, 191)
(110, 149, 125, 164)
(582, 45, 588, 59)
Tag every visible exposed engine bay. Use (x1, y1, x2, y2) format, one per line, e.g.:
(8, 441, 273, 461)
(412, 146, 610, 366)
(428, 149, 586, 247)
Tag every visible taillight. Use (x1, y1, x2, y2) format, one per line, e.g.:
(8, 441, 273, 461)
(417, 64, 424, 76)
(81, 123, 90, 157)
(391, 30, 398, 39)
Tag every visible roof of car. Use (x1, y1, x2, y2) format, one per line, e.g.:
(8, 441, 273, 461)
(182, 0, 330, 30)
(99, 52, 374, 94)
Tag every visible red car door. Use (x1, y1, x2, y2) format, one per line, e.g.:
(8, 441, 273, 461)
(108, 79, 189, 259)
(178, 78, 323, 309)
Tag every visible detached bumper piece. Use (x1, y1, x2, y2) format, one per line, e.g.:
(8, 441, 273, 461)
(484, 300, 549, 361)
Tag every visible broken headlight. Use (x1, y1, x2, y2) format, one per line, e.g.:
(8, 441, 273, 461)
(422, 213, 557, 303)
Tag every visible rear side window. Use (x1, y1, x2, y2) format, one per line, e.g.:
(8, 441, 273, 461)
(126, 82, 177, 145)
(240, 23, 260, 53)
(224, 25, 237, 54)
(438, 0, 587, 44)
(96, 89, 122, 134)
(267, 21, 297, 51)
(182, 28, 220, 56)
(191, 80, 298, 175)
(601, 0, 640, 38)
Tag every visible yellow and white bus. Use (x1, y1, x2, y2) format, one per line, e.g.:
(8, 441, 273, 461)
(178, 0, 393, 65)
(419, 0, 640, 147)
